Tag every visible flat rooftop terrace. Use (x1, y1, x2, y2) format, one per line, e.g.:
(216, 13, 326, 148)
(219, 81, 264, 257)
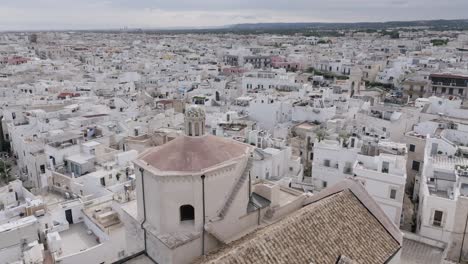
(59, 222, 99, 256)
(278, 187, 301, 206)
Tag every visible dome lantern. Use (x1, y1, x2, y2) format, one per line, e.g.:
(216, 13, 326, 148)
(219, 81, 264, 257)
(184, 105, 206, 137)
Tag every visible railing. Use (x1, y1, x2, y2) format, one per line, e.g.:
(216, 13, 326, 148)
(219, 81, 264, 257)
(296, 167, 303, 177)
(218, 158, 252, 219)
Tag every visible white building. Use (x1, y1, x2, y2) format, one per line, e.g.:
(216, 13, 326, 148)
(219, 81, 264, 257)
(241, 70, 300, 93)
(246, 130, 303, 184)
(417, 135, 468, 261)
(247, 95, 292, 131)
(291, 98, 337, 123)
(312, 137, 407, 225)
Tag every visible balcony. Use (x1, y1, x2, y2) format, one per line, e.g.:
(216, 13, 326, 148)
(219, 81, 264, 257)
(427, 184, 454, 200)
(426, 174, 456, 200)
(353, 159, 405, 184)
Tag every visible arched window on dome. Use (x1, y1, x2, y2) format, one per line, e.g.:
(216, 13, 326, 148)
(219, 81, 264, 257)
(180, 204, 195, 222)
(194, 122, 200, 136)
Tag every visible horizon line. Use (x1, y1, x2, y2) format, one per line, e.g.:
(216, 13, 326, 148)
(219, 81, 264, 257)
(1, 17, 467, 33)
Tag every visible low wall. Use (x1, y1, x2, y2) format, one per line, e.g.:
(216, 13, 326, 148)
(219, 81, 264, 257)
(55, 244, 105, 264)
(402, 231, 446, 249)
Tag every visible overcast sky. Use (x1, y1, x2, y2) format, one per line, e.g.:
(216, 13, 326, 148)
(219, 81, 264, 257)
(1, 0, 467, 31)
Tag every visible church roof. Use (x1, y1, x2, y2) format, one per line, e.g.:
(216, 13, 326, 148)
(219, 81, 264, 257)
(139, 135, 251, 173)
(196, 180, 402, 264)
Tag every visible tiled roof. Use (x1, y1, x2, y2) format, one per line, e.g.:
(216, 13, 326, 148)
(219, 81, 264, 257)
(196, 180, 401, 264)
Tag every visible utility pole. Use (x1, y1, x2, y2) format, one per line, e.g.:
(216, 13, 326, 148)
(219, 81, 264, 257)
(201, 175, 206, 256)
(459, 211, 468, 263)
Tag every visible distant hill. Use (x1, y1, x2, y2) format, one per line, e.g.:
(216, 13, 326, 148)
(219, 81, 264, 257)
(20, 18, 467, 34)
(228, 19, 468, 31)
(133, 19, 468, 35)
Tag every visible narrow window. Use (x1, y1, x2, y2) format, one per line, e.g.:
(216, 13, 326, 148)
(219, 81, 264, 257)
(180, 205, 195, 222)
(382, 161, 389, 173)
(194, 123, 200, 136)
(433, 210, 443, 227)
(412, 161, 420, 172)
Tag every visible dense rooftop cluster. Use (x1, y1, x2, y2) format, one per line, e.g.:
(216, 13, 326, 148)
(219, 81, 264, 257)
(0, 28, 468, 263)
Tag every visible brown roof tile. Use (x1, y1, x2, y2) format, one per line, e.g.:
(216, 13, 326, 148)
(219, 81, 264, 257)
(196, 180, 401, 264)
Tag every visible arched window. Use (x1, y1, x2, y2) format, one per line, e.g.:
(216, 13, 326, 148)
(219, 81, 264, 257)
(180, 205, 195, 221)
(188, 122, 192, 136)
(194, 123, 200, 136)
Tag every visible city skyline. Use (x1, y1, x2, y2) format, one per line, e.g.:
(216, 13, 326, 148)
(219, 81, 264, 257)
(1, 1, 468, 263)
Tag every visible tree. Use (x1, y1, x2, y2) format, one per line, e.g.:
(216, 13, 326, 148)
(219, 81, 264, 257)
(430, 39, 449, 46)
(381, 30, 399, 39)
(315, 129, 328, 142)
(0, 160, 12, 183)
(338, 132, 351, 147)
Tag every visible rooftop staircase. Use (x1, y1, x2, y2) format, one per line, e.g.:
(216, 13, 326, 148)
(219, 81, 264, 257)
(218, 157, 253, 219)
